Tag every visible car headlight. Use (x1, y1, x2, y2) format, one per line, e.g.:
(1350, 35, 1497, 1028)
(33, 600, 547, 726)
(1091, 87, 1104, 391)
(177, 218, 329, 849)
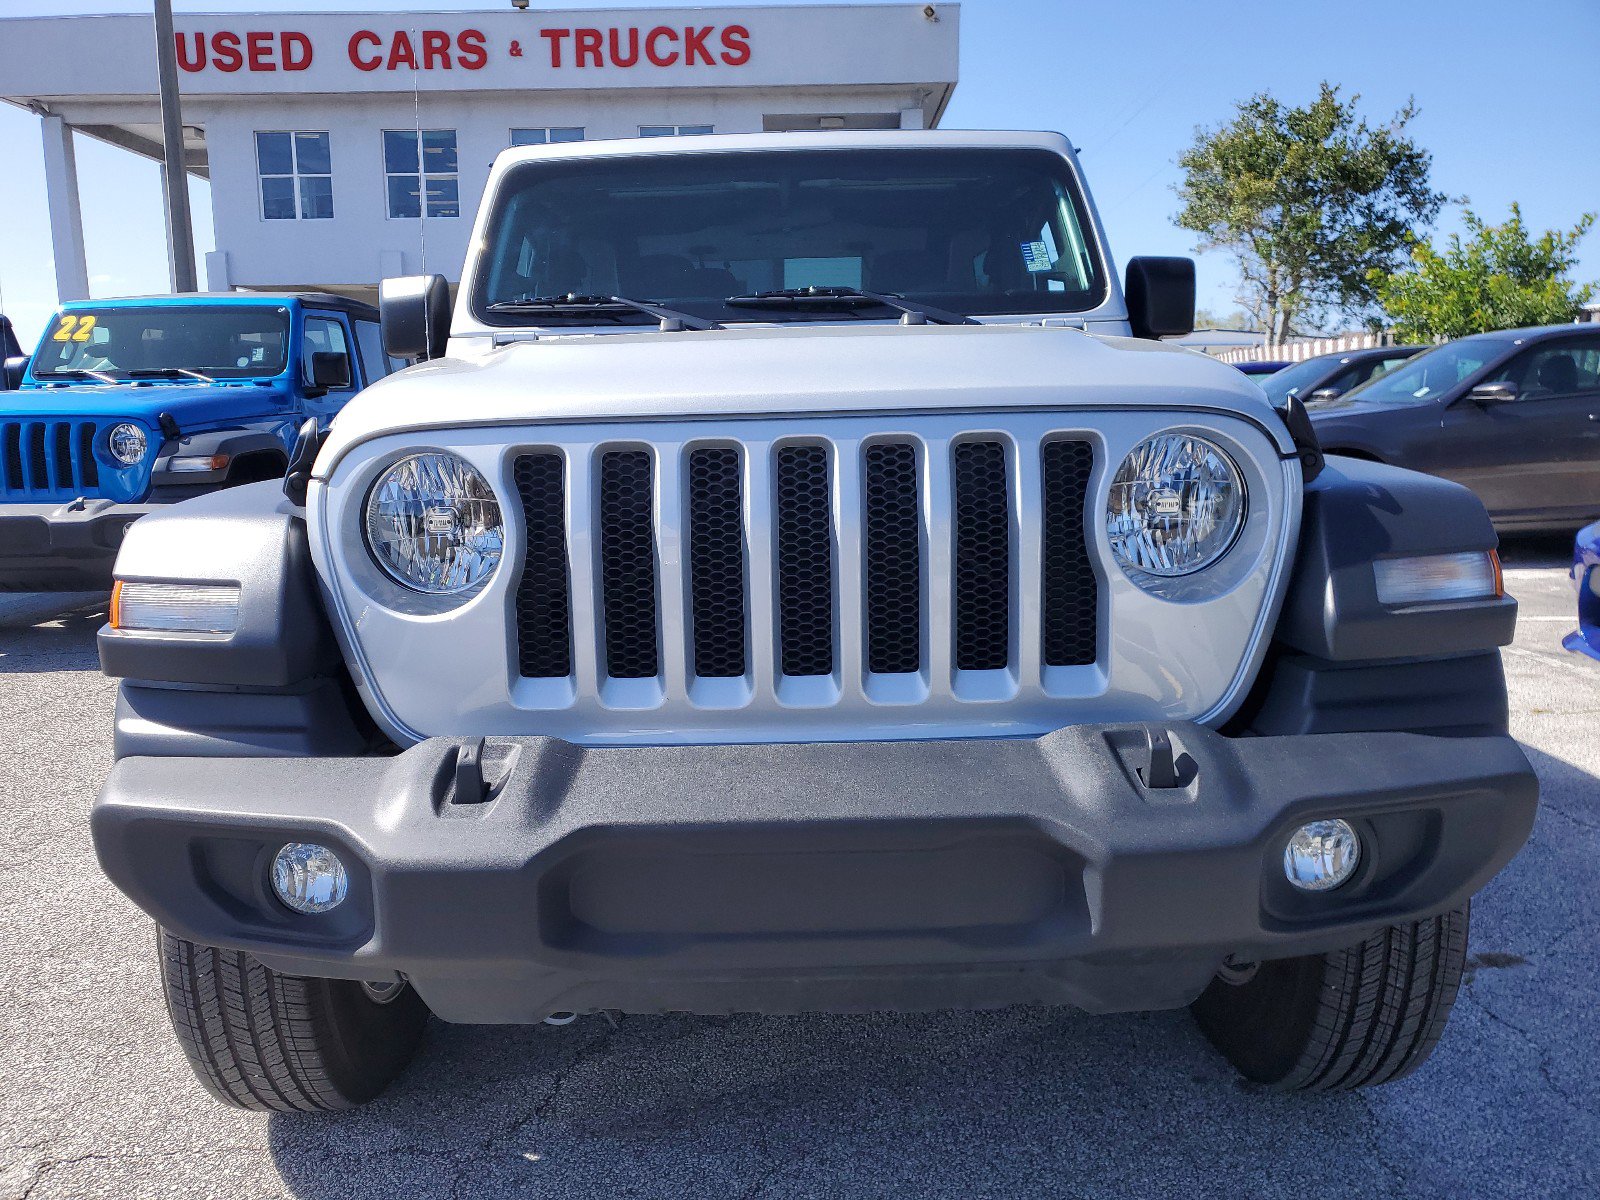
(107, 423, 148, 466)
(364, 452, 504, 595)
(1106, 433, 1246, 581)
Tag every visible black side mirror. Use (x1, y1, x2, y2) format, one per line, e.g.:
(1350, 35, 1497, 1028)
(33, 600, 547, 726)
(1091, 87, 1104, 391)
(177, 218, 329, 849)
(1468, 381, 1518, 405)
(309, 351, 352, 392)
(380, 274, 452, 361)
(1123, 256, 1196, 340)
(1, 356, 27, 391)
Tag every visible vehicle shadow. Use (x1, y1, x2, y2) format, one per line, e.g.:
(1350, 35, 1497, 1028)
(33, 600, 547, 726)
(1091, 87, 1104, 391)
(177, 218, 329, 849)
(1497, 530, 1576, 570)
(0, 592, 107, 673)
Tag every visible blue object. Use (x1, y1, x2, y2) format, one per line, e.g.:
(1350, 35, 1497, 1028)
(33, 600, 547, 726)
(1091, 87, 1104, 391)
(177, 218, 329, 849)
(1565, 520, 1600, 661)
(0, 291, 389, 590)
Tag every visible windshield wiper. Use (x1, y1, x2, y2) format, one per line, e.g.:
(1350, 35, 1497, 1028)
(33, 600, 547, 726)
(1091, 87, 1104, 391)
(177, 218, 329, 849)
(128, 367, 216, 384)
(48, 367, 117, 384)
(487, 294, 722, 331)
(723, 286, 977, 326)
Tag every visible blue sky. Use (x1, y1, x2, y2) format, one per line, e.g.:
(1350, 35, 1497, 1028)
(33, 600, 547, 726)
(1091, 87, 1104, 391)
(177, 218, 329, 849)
(1, 0, 1596, 346)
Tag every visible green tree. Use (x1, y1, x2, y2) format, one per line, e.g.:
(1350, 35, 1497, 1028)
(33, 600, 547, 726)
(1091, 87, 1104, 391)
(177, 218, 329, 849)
(1175, 84, 1446, 342)
(1373, 205, 1596, 339)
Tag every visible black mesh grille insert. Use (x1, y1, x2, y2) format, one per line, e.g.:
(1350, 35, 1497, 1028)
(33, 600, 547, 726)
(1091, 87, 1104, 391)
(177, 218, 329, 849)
(512, 453, 573, 678)
(27, 425, 48, 490)
(2, 426, 21, 491)
(77, 423, 99, 488)
(598, 450, 660, 679)
(952, 440, 1010, 671)
(863, 442, 921, 674)
(687, 447, 747, 678)
(774, 445, 834, 676)
(1041, 440, 1098, 667)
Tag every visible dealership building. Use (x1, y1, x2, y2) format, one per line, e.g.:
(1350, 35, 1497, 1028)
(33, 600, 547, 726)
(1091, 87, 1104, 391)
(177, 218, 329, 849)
(0, 4, 960, 302)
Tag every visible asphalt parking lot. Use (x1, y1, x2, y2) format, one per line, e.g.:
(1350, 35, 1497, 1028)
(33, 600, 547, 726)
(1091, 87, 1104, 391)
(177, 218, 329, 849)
(1, 537, 1596, 1200)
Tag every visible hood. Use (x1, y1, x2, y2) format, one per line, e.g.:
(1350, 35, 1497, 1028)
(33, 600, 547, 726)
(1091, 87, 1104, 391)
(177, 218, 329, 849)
(11, 379, 290, 428)
(1306, 391, 1440, 422)
(318, 323, 1292, 470)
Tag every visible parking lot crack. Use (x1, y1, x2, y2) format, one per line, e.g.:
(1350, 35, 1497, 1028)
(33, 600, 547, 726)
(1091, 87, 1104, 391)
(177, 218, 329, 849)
(1461, 984, 1580, 1108)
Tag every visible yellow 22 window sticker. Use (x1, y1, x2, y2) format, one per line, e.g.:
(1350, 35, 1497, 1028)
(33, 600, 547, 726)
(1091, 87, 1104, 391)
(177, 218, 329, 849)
(51, 314, 98, 343)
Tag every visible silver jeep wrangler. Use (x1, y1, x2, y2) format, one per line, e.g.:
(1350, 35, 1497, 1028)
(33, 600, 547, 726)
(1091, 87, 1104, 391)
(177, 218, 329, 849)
(92, 131, 1535, 1111)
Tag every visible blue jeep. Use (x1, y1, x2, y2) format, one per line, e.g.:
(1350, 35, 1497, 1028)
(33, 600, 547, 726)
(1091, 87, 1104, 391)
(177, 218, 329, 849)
(0, 292, 391, 590)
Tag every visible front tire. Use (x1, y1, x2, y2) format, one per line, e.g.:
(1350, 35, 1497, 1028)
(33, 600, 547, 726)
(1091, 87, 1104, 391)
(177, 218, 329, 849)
(1192, 905, 1469, 1091)
(158, 928, 429, 1111)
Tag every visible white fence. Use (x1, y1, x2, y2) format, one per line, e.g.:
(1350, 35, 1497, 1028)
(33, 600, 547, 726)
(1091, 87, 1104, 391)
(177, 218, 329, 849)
(1214, 332, 1406, 364)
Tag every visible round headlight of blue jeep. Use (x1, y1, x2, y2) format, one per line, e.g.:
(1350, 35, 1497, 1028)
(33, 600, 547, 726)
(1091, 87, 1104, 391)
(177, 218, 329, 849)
(1106, 433, 1246, 580)
(107, 422, 147, 466)
(364, 452, 503, 595)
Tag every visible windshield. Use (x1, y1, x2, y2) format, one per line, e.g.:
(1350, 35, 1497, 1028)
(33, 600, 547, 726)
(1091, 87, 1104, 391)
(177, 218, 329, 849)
(31, 305, 292, 380)
(1261, 357, 1338, 406)
(1341, 339, 1505, 405)
(473, 148, 1106, 324)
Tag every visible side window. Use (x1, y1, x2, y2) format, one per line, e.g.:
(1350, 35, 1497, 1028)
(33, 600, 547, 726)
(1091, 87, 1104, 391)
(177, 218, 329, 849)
(1502, 337, 1600, 399)
(354, 321, 388, 382)
(302, 316, 354, 390)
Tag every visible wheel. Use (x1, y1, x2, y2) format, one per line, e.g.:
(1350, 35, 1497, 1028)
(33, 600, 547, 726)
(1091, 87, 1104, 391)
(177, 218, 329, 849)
(1191, 905, 1469, 1091)
(158, 927, 429, 1112)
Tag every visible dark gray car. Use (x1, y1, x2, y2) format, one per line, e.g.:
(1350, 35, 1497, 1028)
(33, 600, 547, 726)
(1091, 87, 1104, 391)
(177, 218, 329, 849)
(1311, 324, 1600, 531)
(1261, 344, 1426, 407)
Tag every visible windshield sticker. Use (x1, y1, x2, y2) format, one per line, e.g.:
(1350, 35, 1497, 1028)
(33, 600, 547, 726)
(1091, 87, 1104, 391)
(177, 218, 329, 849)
(52, 314, 97, 342)
(1021, 241, 1053, 274)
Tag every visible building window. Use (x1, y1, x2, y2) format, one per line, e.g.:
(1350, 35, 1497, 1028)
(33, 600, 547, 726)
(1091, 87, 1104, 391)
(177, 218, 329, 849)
(639, 125, 714, 138)
(255, 131, 332, 220)
(511, 127, 585, 146)
(384, 129, 459, 219)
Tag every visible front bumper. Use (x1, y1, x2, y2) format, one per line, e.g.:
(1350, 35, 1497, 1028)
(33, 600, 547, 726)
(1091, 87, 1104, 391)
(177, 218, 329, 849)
(92, 724, 1537, 1021)
(0, 499, 160, 589)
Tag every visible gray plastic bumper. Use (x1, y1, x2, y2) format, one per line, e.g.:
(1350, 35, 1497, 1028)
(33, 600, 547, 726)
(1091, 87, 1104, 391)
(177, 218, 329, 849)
(0, 500, 159, 589)
(92, 724, 1537, 1021)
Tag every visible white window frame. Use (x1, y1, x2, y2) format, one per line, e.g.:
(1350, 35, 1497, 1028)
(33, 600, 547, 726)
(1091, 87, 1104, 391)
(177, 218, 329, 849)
(510, 127, 586, 147)
(383, 129, 460, 220)
(254, 130, 333, 221)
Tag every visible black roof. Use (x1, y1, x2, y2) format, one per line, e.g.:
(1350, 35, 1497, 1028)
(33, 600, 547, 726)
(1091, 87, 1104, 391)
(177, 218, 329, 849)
(71, 291, 380, 320)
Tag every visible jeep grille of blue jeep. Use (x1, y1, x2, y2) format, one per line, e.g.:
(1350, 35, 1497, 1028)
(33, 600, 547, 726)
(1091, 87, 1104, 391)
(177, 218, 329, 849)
(1, 418, 107, 501)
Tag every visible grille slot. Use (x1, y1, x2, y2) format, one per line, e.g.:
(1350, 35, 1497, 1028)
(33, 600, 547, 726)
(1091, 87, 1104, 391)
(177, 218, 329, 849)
(1041, 441, 1098, 666)
(2, 426, 22, 491)
(863, 442, 922, 674)
(77, 424, 99, 488)
(687, 447, 748, 678)
(512, 453, 573, 679)
(952, 440, 1011, 671)
(52, 425, 72, 491)
(27, 425, 49, 492)
(774, 445, 835, 677)
(598, 450, 660, 679)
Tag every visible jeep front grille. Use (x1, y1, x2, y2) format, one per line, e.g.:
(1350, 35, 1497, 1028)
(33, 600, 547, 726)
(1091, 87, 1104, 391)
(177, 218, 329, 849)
(0, 419, 102, 499)
(510, 429, 1098, 694)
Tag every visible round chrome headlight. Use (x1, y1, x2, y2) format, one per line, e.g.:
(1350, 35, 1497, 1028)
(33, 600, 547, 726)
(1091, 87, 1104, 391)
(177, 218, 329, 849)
(107, 423, 148, 466)
(1106, 433, 1246, 580)
(364, 452, 503, 595)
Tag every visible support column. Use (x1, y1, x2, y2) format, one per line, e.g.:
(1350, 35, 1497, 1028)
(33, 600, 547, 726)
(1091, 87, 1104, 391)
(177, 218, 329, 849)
(39, 115, 90, 302)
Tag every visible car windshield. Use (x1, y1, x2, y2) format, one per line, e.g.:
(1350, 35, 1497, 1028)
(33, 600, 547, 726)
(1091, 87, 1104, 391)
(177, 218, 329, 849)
(1341, 339, 1503, 404)
(31, 305, 292, 381)
(473, 148, 1106, 324)
(1261, 357, 1338, 406)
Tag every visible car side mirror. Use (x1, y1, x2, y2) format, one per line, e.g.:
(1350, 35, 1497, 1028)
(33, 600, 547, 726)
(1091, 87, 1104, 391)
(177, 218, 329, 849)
(1123, 256, 1196, 340)
(1468, 381, 1518, 406)
(309, 351, 351, 393)
(1307, 386, 1343, 403)
(1, 356, 27, 390)
(380, 274, 452, 362)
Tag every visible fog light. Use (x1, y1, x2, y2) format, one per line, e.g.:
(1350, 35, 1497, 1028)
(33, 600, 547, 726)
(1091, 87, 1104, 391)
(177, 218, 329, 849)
(270, 843, 349, 914)
(1283, 819, 1361, 892)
